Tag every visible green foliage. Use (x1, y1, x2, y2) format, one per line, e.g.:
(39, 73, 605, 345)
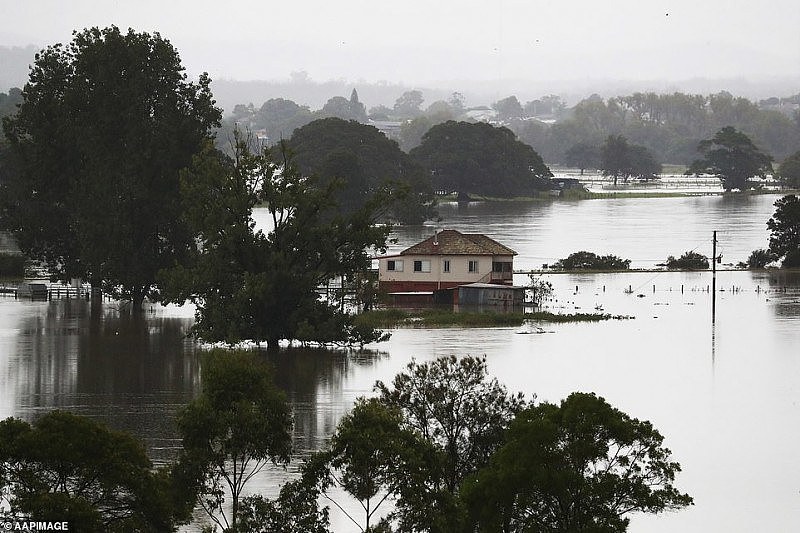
(393, 90, 424, 118)
(410, 121, 553, 197)
(355, 309, 618, 329)
(0, 87, 23, 121)
(0, 252, 24, 276)
(493, 95, 524, 121)
(0, 26, 220, 309)
(177, 350, 293, 532)
(308, 399, 425, 532)
(564, 142, 600, 174)
(600, 135, 662, 185)
(746, 248, 776, 269)
(236, 480, 331, 533)
(374, 355, 528, 531)
(0, 411, 180, 531)
(688, 126, 773, 191)
(553, 251, 631, 270)
(286, 117, 436, 224)
(159, 135, 391, 349)
(510, 91, 800, 167)
(777, 150, 800, 188)
(463, 392, 693, 532)
(767, 195, 800, 268)
(665, 251, 710, 270)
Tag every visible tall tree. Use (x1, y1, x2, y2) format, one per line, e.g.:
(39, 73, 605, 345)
(374, 355, 528, 532)
(767, 194, 800, 267)
(394, 90, 424, 118)
(463, 393, 693, 532)
(777, 150, 800, 188)
(159, 136, 391, 349)
(493, 95, 524, 121)
(600, 135, 661, 185)
(177, 350, 293, 532)
(286, 117, 435, 224)
(564, 142, 600, 175)
(688, 126, 773, 191)
(410, 121, 552, 197)
(0, 26, 220, 310)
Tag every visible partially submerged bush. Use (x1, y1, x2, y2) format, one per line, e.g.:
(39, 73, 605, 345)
(665, 251, 709, 270)
(552, 251, 631, 270)
(746, 248, 775, 269)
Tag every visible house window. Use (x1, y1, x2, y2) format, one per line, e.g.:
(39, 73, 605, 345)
(468, 260, 479, 273)
(387, 260, 403, 272)
(443, 259, 450, 273)
(413, 260, 431, 273)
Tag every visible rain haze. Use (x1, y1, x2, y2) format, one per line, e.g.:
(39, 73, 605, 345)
(2, 0, 800, 107)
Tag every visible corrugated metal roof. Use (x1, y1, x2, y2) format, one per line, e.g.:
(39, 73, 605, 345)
(399, 230, 517, 256)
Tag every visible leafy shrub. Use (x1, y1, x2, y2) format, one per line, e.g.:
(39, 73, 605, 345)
(746, 249, 775, 269)
(665, 251, 709, 270)
(553, 251, 631, 270)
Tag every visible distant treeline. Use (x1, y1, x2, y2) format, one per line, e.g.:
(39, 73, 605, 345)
(219, 88, 800, 166)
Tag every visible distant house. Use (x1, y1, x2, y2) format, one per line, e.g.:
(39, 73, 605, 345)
(377, 230, 517, 294)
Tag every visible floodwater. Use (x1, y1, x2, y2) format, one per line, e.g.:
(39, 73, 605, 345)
(1, 193, 799, 532)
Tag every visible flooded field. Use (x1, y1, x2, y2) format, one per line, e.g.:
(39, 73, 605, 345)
(1, 193, 799, 532)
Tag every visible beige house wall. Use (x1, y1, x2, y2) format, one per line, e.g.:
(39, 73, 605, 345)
(379, 254, 514, 284)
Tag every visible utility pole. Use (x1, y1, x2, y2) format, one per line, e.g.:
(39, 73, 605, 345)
(712, 230, 717, 323)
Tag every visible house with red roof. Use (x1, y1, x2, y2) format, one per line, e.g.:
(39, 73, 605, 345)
(377, 229, 517, 294)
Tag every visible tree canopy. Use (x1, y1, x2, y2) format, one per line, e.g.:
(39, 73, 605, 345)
(410, 121, 553, 197)
(286, 117, 435, 224)
(159, 136, 391, 349)
(373, 355, 527, 531)
(0, 26, 220, 309)
(177, 350, 293, 531)
(665, 251, 709, 270)
(777, 150, 800, 188)
(463, 392, 693, 532)
(553, 251, 631, 270)
(688, 126, 773, 191)
(0, 411, 185, 532)
(600, 135, 662, 185)
(767, 194, 800, 267)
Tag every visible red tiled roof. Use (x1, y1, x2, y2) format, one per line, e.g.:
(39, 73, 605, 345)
(400, 230, 516, 256)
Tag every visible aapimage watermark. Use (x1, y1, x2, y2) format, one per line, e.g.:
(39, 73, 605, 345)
(0, 522, 69, 531)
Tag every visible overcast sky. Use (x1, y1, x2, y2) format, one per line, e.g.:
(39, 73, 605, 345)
(2, 0, 799, 86)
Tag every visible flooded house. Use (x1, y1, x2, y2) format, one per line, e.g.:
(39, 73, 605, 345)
(377, 229, 523, 307)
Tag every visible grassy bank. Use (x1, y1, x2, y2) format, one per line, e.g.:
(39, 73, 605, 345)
(356, 309, 631, 328)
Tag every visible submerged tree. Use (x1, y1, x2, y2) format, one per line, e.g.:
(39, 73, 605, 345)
(665, 251, 709, 270)
(463, 392, 693, 532)
(0, 26, 220, 310)
(688, 126, 773, 191)
(159, 134, 391, 349)
(553, 251, 631, 270)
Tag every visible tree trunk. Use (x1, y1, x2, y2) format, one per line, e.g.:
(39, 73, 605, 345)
(131, 287, 146, 313)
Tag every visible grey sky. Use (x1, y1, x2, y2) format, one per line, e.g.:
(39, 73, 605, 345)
(2, 0, 799, 86)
